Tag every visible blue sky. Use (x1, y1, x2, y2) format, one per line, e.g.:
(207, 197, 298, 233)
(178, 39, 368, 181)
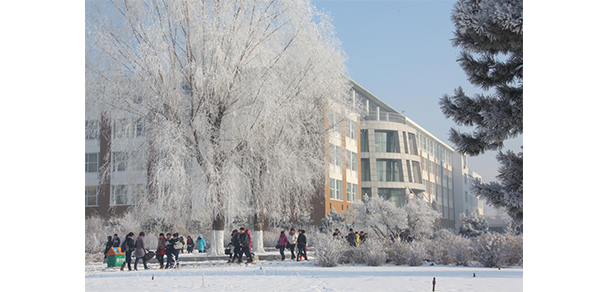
(311, 0, 523, 182)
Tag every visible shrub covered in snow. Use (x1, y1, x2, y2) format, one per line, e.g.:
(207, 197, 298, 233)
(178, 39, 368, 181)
(361, 239, 388, 266)
(473, 232, 511, 268)
(312, 233, 348, 267)
(448, 235, 473, 266)
(85, 215, 113, 254)
(85, 252, 105, 263)
(386, 241, 409, 265)
(428, 229, 455, 265)
(405, 241, 428, 266)
(505, 233, 523, 266)
(387, 241, 427, 266)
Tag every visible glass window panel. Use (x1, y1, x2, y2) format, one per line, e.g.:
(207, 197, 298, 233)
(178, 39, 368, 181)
(378, 188, 406, 207)
(85, 120, 99, 140)
(85, 186, 98, 206)
(360, 130, 369, 152)
(361, 159, 370, 181)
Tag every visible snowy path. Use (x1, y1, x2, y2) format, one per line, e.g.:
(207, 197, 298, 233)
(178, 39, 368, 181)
(85, 261, 522, 291)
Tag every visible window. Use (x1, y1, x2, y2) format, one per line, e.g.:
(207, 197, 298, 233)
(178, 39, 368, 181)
(134, 118, 146, 137)
(346, 183, 358, 202)
(130, 151, 146, 171)
(113, 118, 131, 139)
(361, 188, 371, 200)
(330, 178, 336, 199)
(334, 145, 342, 166)
(346, 150, 354, 170)
(351, 152, 357, 171)
(85, 153, 99, 173)
(347, 183, 352, 202)
(378, 188, 406, 207)
(85, 120, 99, 140)
(412, 161, 422, 184)
(346, 120, 357, 140)
(336, 179, 343, 201)
(360, 130, 369, 152)
(405, 160, 413, 182)
(85, 186, 98, 206)
(376, 159, 403, 182)
(328, 111, 339, 133)
(403, 132, 409, 154)
(112, 152, 128, 172)
(346, 149, 351, 170)
(374, 130, 399, 153)
(330, 179, 343, 201)
(132, 184, 146, 205)
(361, 159, 370, 181)
(112, 185, 130, 205)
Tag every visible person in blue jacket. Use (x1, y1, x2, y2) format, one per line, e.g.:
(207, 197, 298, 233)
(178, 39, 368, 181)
(196, 235, 207, 253)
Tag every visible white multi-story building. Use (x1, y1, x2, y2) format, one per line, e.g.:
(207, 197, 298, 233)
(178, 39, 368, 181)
(353, 79, 484, 229)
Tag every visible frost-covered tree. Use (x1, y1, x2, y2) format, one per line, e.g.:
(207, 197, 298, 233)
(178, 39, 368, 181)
(86, 0, 350, 254)
(439, 0, 523, 224)
(458, 211, 489, 238)
(320, 207, 345, 233)
(404, 197, 441, 240)
(347, 195, 440, 241)
(347, 195, 409, 240)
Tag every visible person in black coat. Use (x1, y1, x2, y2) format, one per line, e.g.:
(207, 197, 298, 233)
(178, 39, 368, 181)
(120, 232, 135, 271)
(104, 236, 113, 260)
(165, 234, 176, 269)
(237, 228, 253, 263)
(347, 229, 357, 247)
(229, 230, 239, 263)
(296, 230, 308, 261)
(332, 229, 341, 239)
(112, 234, 121, 247)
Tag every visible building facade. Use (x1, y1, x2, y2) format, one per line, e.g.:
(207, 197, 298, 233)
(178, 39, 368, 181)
(352, 80, 457, 228)
(86, 79, 484, 231)
(85, 112, 148, 218)
(312, 95, 362, 224)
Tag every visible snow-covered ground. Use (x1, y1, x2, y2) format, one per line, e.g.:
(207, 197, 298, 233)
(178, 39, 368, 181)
(85, 260, 522, 291)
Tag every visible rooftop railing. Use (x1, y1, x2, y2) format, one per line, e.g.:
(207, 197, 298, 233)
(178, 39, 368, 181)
(363, 111, 407, 124)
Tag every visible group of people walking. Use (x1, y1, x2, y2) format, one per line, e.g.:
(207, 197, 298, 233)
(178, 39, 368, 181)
(226, 228, 254, 264)
(224, 227, 309, 264)
(154, 232, 206, 269)
(103, 232, 151, 271)
(104, 232, 206, 271)
(333, 228, 368, 247)
(275, 228, 308, 261)
(104, 227, 321, 271)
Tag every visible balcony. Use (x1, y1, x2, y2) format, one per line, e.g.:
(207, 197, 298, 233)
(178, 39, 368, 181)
(363, 112, 406, 125)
